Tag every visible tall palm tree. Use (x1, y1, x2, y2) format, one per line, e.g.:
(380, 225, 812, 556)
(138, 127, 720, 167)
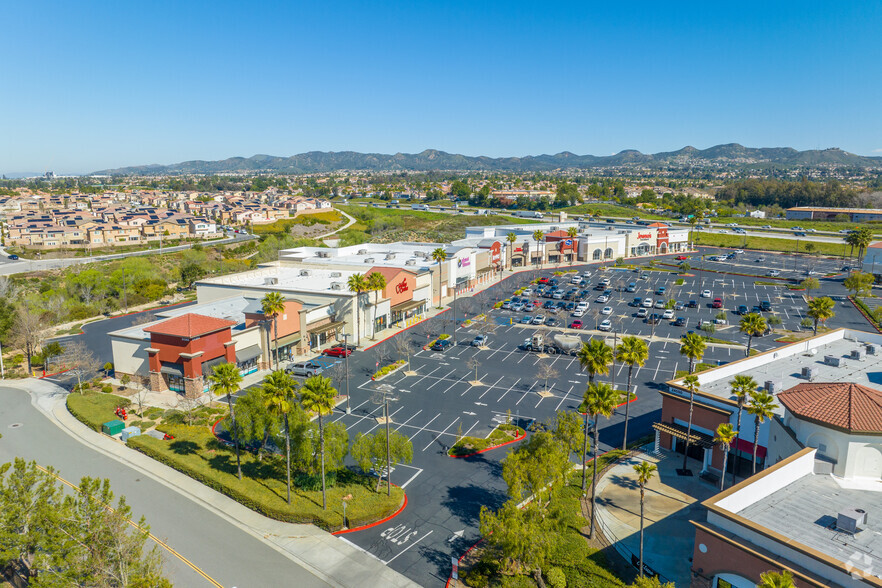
(506, 232, 517, 270)
(806, 296, 835, 335)
(577, 339, 613, 385)
(431, 247, 447, 308)
(747, 390, 778, 475)
(632, 461, 657, 578)
(739, 313, 767, 356)
(532, 229, 545, 267)
(261, 292, 286, 370)
(851, 227, 873, 262)
(367, 271, 387, 340)
(679, 332, 707, 374)
(758, 570, 796, 588)
(566, 227, 578, 265)
(616, 336, 648, 450)
(581, 382, 622, 539)
(209, 362, 244, 480)
(346, 273, 368, 345)
(300, 375, 338, 510)
(729, 374, 757, 484)
(681, 374, 699, 471)
(263, 369, 297, 504)
(714, 423, 737, 491)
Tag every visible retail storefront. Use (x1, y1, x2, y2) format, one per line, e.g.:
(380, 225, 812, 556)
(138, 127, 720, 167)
(236, 344, 261, 375)
(308, 320, 346, 349)
(391, 299, 426, 327)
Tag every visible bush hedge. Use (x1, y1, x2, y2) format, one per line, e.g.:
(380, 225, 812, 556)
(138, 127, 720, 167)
(66, 392, 131, 432)
(372, 359, 407, 380)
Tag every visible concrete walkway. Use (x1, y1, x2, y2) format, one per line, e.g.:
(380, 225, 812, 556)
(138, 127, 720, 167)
(7, 378, 419, 588)
(593, 450, 718, 587)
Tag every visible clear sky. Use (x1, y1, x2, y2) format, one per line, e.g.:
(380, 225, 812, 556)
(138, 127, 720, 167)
(2, 1, 880, 174)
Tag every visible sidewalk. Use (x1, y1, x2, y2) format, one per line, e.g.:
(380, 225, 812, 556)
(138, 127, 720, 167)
(11, 378, 419, 588)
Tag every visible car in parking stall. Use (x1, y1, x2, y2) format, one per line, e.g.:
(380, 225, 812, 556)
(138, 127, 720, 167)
(512, 302, 525, 311)
(287, 361, 325, 377)
(502, 300, 512, 310)
(636, 308, 649, 318)
(760, 300, 772, 312)
(712, 298, 723, 309)
(569, 320, 583, 329)
(656, 286, 666, 296)
(543, 300, 555, 310)
(642, 298, 653, 308)
(600, 278, 611, 286)
(601, 306, 613, 315)
(545, 317, 558, 327)
(701, 290, 712, 298)
(471, 335, 488, 347)
(598, 319, 612, 331)
(322, 346, 352, 358)
(736, 305, 748, 315)
(646, 313, 662, 324)
(565, 301, 576, 311)
(553, 291, 564, 299)
(654, 300, 665, 309)
(524, 303, 535, 312)
(572, 308, 585, 317)
(687, 300, 698, 308)
(520, 315, 533, 324)
(662, 309, 674, 320)
(532, 315, 546, 325)
(632, 297, 643, 307)
(674, 301, 685, 311)
(626, 282, 637, 292)
(673, 317, 688, 327)
(522, 288, 533, 296)
(597, 294, 610, 303)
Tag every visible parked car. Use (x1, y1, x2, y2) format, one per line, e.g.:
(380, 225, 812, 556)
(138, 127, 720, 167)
(736, 305, 749, 315)
(572, 308, 585, 317)
(522, 288, 533, 296)
(687, 300, 698, 308)
(767, 270, 780, 277)
(654, 300, 665, 309)
(287, 361, 324, 376)
(662, 309, 674, 319)
(431, 339, 453, 352)
(501, 301, 512, 310)
(636, 308, 649, 318)
(598, 319, 612, 331)
(597, 295, 609, 303)
(322, 347, 352, 358)
(642, 298, 653, 308)
(520, 315, 533, 324)
(656, 286, 666, 296)
(632, 297, 643, 307)
(675, 255, 688, 261)
(569, 320, 583, 329)
(760, 300, 772, 312)
(532, 315, 546, 325)
(600, 278, 611, 286)
(7, 255, 18, 260)
(646, 313, 662, 324)
(511, 303, 525, 311)
(674, 302, 685, 311)
(544, 317, 558, 327)
(626, 282, 637, 292)
(471, 335, 488, 347)
(673, 317, 687, 327)
(601, 306, 613, 315)
(701, 290, 712, 298)
(712, 298, 723, 309)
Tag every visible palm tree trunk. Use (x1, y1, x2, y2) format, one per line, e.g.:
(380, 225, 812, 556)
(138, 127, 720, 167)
(319, 414, 327, 510)
(226, 393, 242, 480)
(733, 404, 743, 486)
(813, 318, 818, 335)
(273, 316, 280, 370)
(589, 424, 599, 539)
(622, 366, 633, 450)
(747, 334, 752, 357)
(682, 390, 695, 471)
(285, 414, 292, 505)
(752, 424, 760, 475)
(720, 447, 729, 491)
(354, 295, 361, 346)
(581, 411, 589, 492)
(639, 485, 645, 577)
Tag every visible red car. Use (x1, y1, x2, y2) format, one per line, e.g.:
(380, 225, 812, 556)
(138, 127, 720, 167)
(322, 347, 352, 358)
(569, 320, 583, 329)
(676, 255, 688, 261)
(712, 298, 723, 309)
(538, 277, 550, 284)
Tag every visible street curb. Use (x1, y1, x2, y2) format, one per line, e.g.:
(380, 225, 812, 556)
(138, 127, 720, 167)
(849, 296, 882, 334)
(448, 428, 526, 459)
(332, 492, 408, 536)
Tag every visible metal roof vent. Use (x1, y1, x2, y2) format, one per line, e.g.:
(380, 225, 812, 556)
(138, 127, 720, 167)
(385, 253, 396, 260)
(316, 250, 331, 258)
(357, 249, 368, 255)
(851, 349, 866, 361)
(405, 259, 416, 266)
(867, 344, 878, 355)
(765, 380, 782, 394)
(824, 355, 845, 367)
(364, 257, 375, 263)
(330, 282, 344, 290)
(330, 271, 342, 278)
(299, 269, 311, 277)
(836, 508, 867, 534)
(801, 366, 818, 381)
(264, 277, 279, 285)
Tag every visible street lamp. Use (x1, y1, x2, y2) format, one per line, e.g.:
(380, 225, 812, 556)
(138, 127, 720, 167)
(342, 333, 351, 414)
(452, 280, 457, 347)
(371, 383, 399, 497)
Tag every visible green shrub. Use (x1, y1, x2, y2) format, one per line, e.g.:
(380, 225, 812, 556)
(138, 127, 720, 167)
(546, 567, 566, 588)
(144, 407, 164, 420)
(101, 384, 113, 393)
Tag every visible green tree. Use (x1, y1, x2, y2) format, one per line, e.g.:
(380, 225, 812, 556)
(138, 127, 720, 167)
(41, 340, 64, 372)
(179, 262, 206, 289)
(739, 313, 767, 356)
(450, 179, 470, 198)
(715, 423, 737, 491)
(208, 363, 244, 480)
(502, 432, 571, 510)
(532, 230, 545, 266)
(234, 386, 277, 462)
(632, 461, 657, 578)
(679, 332, 707, 373)
(747, 391, 778, 475)
(616, 336, 648, 450)
(729, 375, 757, 485)
(347, 273, 368, 344)
(758, 569, 796, 588)
(299, 375, 338, 510)
(351, 429, 414, 492)
(550, 409, 583, 462)
(261, 292, 287, 370)
(581, 382, 621, 538)
(263, 370, 297, 504)
(431, 248, 447, 308)
(800, 277, 819, 297)
(844, 271, 874, 297)
(806, 296, 835, 335)
(681, 374, 700, 471)
(367, 271, 387, 340)
(506, 232, 517, 270)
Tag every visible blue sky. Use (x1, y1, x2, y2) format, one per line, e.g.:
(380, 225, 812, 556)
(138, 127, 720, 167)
(2, 1, 880, 174)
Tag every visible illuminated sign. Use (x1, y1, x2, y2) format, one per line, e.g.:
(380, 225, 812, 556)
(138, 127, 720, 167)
(457, 257, 471, 268)
(637, 232, 652, 240)
(394, 278, 409, 294)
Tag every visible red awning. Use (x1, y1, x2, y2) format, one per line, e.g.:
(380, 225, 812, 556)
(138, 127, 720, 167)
(734, 437, 767, 459)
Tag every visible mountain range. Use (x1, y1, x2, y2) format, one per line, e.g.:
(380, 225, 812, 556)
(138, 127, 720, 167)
(93, 144, 882, 175)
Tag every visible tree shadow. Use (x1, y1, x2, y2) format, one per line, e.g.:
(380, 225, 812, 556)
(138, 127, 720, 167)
(169, 440, 199, 455)
(418, 542, 463, 586)
(463, 452, 504, 478)
(441, 483, 508, 528)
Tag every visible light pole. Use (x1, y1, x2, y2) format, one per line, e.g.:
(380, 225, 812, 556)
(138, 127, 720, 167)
(372, 383, 399, 497)
(343, 333, 351, 414)
(452, 281, 457, 347)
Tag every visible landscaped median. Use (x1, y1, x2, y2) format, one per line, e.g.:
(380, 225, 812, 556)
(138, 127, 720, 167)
(372, 359, 407, 381)
(448, 423, 525, 458)
(423, 333, 451, 350)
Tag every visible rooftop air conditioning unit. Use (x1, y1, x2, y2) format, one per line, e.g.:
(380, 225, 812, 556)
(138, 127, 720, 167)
(316, 251, 330, 258)
(264, 277, 279, 286)
(836, 508, 867, 534)
(824, 355, 845, 367)
(385, 253, 396, 260)
(330, 282, 343, 291)
(357, 249, 368, 255)
(851, 349, 866, 361)
(364, 257, 375, 263)
(801, 366, 818, 381)
(299, 269, 311, 277)
(330, 272, 342, 278)
(866, 344, 878, 355)
(765, 380, 781, 394)
(405, 259, 416, 266)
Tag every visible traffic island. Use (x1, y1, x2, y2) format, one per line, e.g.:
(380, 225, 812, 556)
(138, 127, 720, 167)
(448, 424, 525, 458)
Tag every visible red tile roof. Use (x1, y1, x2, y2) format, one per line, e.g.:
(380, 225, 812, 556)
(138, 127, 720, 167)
(778, 382, 882, 434)
(144, 313, 236, 338)
(366, 266, 414, 282)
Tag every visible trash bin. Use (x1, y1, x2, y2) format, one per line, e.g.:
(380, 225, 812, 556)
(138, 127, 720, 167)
(121, 426, 141, 443)
(102, 420, 125, 437)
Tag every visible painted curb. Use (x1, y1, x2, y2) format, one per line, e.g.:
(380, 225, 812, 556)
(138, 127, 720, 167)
(331, 491, 408, 536)
(448, 429, 526, 459)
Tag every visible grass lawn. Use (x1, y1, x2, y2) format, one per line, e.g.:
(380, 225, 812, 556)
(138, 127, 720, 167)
(66, 391, 131, 431)
(128, 423, 403, 530)
(448, 424, 524, 457)
(692, 231, 848, 257)
(713, 216, 882, 236)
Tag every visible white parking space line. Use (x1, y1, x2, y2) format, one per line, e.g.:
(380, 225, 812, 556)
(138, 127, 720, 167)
(383, 530, 434, 565)
(441, 371, 470, 394)
(364, 406, 407, 434)
(516, 381, 538, 406)
(397, 464, 424, 489)
(344, 406, 385, 430)
(422, 418, 460, 451)
(394, 409, 423, 431)
(407, 413, 441, 441)
(496, 377, 521, 402)
(426, 369, 456, 390)
(556, 384, 576, 411)
(332, 398, 372, 422)
(469, 375, 503, 397)
(461, 420, 480, 438)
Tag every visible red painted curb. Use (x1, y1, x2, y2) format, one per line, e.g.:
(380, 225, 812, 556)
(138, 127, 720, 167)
(449, 429, 526, 459)
(332, 491, 408, 535)
(849, 296, 882, 334)
(445, 536, 486, 588)
(39, 367, 71, 379)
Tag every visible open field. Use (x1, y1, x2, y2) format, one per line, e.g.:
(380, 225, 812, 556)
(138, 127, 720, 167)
(692, 231, 850, 256)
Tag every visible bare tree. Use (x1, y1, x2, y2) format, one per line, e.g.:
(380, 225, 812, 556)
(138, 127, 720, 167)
(60, 340, 100, 393)
(536, 360, 559, 395)
(131, 312, 157, 326)
(418, 318, 436, 345)
(0, 275, 19, 300)
(12, 302, 46, 373)
(467, 357, 481, 384)
(473, 315, 497, 343)
(176, 388, 203, 425)
(391, 333, 414, 365)
(131, 386, 150, 418)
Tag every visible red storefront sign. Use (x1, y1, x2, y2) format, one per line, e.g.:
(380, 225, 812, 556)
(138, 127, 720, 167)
(395, 278, 409, 294)
(637, 232, 652, 240)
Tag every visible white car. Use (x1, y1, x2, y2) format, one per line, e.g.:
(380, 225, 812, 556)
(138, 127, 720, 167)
(642, 298, 653, 308)
(701, 290, 712, 298)
(734, 249, 744, 254)
(762, 225, 772, 229)
(572, 308, 585, 317)
(600, 278, 611, 286)
(576, 301, 589, 310)
(532, 315, 546, 325)
(768, 270, 780, 277)
(598, 319, 612, 331)
(511, 303, 525, 311)
(806, 228, 817, 233)
(662, 309, 674, 319)
(601, 306, 613, 315)
(522, 288, 533, 296)
(597, 295, 609, 303)
(636, 308, 648, 318)
(552, 291, 564, 299)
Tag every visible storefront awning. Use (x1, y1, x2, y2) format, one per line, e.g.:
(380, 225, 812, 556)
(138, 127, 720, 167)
(235, 344, 262, 363)
(308, 320, 346, 336)
(275, 332, 301, 347)
(391, 299, 426, 313)
(201, 356, 227, 377)
(652, 422, 715, 448)
(160, 363, 184, 377)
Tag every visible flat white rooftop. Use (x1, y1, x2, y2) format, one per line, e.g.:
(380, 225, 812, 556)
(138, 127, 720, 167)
(198, 264, 362, 295)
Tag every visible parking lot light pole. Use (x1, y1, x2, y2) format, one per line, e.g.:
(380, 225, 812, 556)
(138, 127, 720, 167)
(343, 333, 351, 414)
(452, 282, 457, 347)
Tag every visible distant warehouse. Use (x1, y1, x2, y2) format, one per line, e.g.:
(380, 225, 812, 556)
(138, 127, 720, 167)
(786, 206, 882, 222)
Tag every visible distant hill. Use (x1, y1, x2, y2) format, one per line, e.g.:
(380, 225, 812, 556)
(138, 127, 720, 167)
(93, 144, 882, 175)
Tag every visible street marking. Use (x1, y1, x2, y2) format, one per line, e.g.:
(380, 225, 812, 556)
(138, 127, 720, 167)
(393, 409, 423, 431)
(516, 381, 538, 406)
(383, 530, 434, 565)
(423, 418, 460, 451)
(496, 377, 521, 402)
(407, 413, 441, 441)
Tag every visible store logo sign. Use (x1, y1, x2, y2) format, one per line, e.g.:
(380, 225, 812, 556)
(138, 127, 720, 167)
(638, 232, 652, 240)
(457, 257, 471, 268)
(395, 278, 408, 294)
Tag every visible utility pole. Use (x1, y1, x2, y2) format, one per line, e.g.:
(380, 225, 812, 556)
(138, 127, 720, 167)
(122, 268, 128, 313)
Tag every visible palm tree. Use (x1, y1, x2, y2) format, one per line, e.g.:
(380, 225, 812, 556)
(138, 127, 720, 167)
(532, 229, 544, 266)
(806, 296, 835, 335)
(714, 423, 737, 491)
(300, 375, 338, 510)
(367, 271, 387, 340)
(632, 461, 657, 578)
(729, 374, 757, 484)
(566, 227, 578, 265)
(758, 570, 795, 588)
(263, 370, 297, 504)
(431, 247, 447, 308)
(506, 232, 517, 270)
(679, 332, 707, 374)
(581, 382, 622, 539)
(209, 362, 244, 480)
(347, 273, 368, 345)
(261, 292, 286, 370)
(615, 336, 648, 450)
(747, 390, 778, 475)
(739, 313, 767, 356)
(577, 338, 613, 385)
(681, 374, 699, 471)
(851, 227, 873, 262)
